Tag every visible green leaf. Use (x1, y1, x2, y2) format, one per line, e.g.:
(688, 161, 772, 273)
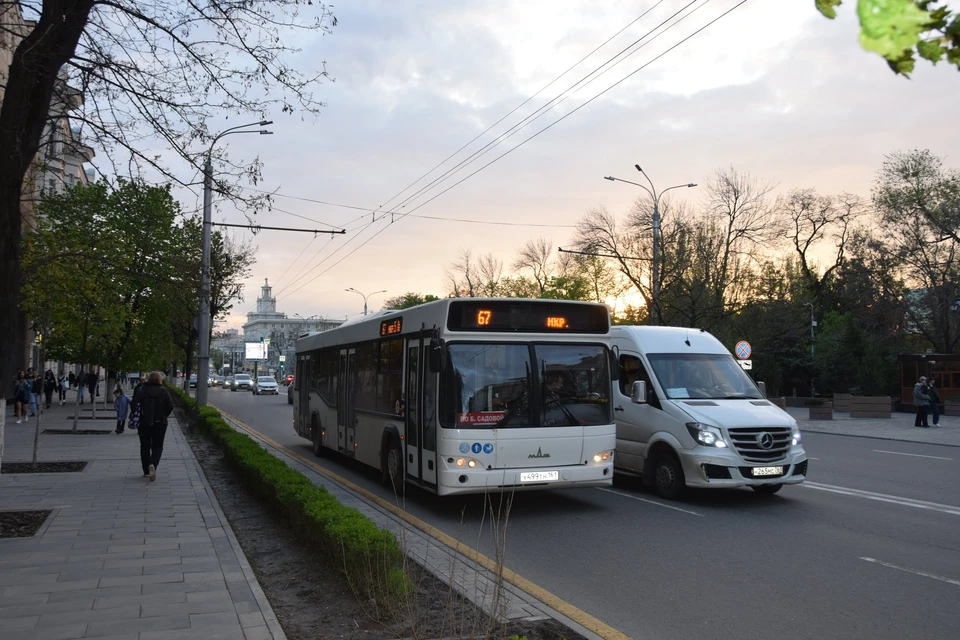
(817, 0, 844, 19)
(946, 46, 960, 66)
(857, 0, 930, 58)
(886, 50, 918, 74)
(916, 38, 944, 61)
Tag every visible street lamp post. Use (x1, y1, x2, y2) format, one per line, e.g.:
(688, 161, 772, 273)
(345, 288, 386, 316)
(196, 120, 273, 407)
(604, 167, 696, 325)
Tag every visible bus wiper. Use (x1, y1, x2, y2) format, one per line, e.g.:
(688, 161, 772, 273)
(496, 388, 528, 427)
(723, 394, 761, 399)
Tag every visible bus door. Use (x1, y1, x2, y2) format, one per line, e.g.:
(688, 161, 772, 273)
(338, 348, 357, 457)
(297, 354, 311, 438)
(405, 337, 437, 488)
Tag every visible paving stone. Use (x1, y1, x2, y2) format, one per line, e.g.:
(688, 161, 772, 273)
(98, 572, 184, 588)
(4, 615, 40, 630)
(85, 613, 191, 637)
(142, 599, 236, 618)
(37, 605, 140, 627)
(237, 611, 265, 628)
(0, 598, 93, 618)
(103, 556, 182, 569)
(241, 626, 272, 640)
(93, 592, 187, 610)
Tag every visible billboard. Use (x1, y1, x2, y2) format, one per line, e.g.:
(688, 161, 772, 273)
(245, 342, 266, 360)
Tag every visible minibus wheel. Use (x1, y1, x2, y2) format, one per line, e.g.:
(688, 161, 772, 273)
(654, 452, 685, 500)
(752, 483, 782, 495)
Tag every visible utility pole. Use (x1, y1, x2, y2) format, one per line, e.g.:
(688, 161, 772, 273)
(604, 168, 696, 325)
(196, 120, 272, 406)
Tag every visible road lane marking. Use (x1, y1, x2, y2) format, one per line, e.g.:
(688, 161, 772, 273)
(872, 450, 953, 461)
(807, 457, 820, 460)
(803, 481, 960, 516)
(860, 557, 960, 587)
(597, 488, 703, 516)
(209, 403, 632, 640)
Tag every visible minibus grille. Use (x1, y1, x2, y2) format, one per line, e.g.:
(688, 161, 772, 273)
(727, 427, 792, 463)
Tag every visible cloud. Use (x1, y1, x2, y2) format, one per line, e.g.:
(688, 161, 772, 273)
(212, 0, 960, 330)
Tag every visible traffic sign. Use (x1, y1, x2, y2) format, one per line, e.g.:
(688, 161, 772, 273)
(735, 340, 752, 359)
(278, 355, 286, 362)
(738, 359, 752, 370)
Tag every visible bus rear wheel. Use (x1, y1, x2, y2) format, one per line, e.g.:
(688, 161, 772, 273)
(311, 418, 324, 458)
(382, 436, 405, 497)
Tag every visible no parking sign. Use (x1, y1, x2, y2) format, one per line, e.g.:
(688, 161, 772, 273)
(735, 340, 752, 360)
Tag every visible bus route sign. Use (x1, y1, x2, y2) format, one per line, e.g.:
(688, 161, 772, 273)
(735, 340, 752, 360)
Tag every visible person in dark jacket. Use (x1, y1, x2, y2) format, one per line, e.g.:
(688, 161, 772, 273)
(927, 377, 941, 427)
(43, 370, 57, 409)
(13, 370, 30, 423)
(130, 371, 174, 480)
(913, 376, 930, 428)
(30, 371, 42, 416)
(57, 370, 67, 405)
(86, 371, 98, 402)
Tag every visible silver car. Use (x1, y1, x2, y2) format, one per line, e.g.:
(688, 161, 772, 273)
(253, 376, 279, 395)
(232, 374, 252, 391)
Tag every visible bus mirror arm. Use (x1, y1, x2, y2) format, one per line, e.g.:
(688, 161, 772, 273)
(609, 348, 620, 381)
(429, 337, 446, 374)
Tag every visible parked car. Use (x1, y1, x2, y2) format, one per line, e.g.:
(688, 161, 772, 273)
(189, 374, 198, 388)
(287, 381, 294, 405)
(223, 376, 234, 389)
(253, 376, 279, 395)
(284, 374, 295, 386)
(232, 374, 252, 391)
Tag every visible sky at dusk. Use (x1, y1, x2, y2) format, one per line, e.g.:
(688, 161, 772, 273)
(188, 0, 960, 332)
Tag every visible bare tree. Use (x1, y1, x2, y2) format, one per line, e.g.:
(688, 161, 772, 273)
(0, 0, 336, 419)
(778, 188, 864, 306)
(512, 238, 554, 296)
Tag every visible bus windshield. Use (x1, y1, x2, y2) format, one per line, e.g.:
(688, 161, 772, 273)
(443, 343, 611, 428)
(646, 353, 762, 400)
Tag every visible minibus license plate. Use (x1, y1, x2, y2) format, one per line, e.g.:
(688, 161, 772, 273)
(520, 470, 559, 482)
(752, 466, 783, 476)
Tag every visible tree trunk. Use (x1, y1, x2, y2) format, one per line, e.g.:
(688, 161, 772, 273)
(32, 396, 43, 465)
(72, 368, 84, 432)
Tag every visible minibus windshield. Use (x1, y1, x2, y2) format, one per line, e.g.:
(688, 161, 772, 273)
(646, 353, 762, 400)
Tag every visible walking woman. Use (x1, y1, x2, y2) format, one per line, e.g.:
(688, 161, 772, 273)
(130, 371, 173, 481)
(13, 370, 30, 424)
(57, 370, 67, 405)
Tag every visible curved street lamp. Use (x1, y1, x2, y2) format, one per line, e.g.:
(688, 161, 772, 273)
(196, 120, 273, 407)
(604, 165, 696, 325)
(345, 288, 387, 316)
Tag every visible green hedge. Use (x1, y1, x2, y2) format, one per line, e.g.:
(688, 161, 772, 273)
(166, 384, 405, 601)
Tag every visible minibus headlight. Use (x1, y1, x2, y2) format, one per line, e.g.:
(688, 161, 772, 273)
(686, 423, 727, 448)
(791, 425, 801, 446)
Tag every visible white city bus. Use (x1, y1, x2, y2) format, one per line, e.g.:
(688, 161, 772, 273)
(292, 298, 618, 496)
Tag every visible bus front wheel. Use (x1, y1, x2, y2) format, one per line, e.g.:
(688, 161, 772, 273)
(382, 436, 405, 497)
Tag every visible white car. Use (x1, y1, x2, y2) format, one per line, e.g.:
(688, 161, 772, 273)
(253, 376, 279, 395)
(232, 374, 252, 391)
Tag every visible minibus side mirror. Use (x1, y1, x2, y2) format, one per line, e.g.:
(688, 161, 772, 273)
(428, 337, 445, 373)
(631, 380, 647, 404)
(757, 381, 767, 398)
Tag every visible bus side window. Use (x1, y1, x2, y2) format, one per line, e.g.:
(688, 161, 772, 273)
(619, 354, 660, 409)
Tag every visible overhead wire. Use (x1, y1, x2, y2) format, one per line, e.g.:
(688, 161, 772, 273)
(275, 0, 748, 302)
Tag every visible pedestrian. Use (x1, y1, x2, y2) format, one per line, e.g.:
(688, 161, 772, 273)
(129, 376, 145, 431)
(927, 377, 941, 427)
(13, 370, 30, 424)
(29, 370, 43, 416)
(130, 371, 173, 481)
(78, 370, 86, 404)
(43, 370, 57, 409)
(68, 370, 76, 389)
(114, 387, 130, 434)
(913, 376, 931, 428)
(57, 371, 67, 405)
(86, 370, 98, 403)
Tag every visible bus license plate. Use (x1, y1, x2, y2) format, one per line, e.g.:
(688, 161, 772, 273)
(752, 466, 783, 477)
(520, 470, 559, 483)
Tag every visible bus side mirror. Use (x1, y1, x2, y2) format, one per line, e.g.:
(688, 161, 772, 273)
(610, 347, 620, 381)
(631, 380, 647, 404)
(757, 381, 767, 398)
(429, 338, 445, 373)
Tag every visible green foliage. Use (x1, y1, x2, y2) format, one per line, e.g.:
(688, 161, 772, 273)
(167, 384, 405, 602)
(817, 1, 960, 75)
(382, 292, 442, 310)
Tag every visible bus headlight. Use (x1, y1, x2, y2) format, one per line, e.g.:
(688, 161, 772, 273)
(456, 458, 465, 467)
(467, 459, 477, 468)
(686, 423, 727, 448)
(593, 451, 613, 463)
(791, 425, 801, 446)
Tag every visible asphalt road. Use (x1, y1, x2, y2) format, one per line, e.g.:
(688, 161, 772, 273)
(204, 385, 960, 640)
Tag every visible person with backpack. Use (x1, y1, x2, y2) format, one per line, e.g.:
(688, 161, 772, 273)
(43, 370, 57, 409)
(130, 371, 174, 481)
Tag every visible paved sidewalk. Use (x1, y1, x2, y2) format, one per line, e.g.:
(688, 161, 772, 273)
(1, 396, 285, 640)
(787, 406, 960, 447)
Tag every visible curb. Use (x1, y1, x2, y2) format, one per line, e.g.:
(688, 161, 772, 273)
(175, 416, 289, 640)
(799, 426, 960, 448)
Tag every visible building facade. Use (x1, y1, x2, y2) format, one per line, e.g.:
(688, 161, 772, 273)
(240, 279, 341, 375)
